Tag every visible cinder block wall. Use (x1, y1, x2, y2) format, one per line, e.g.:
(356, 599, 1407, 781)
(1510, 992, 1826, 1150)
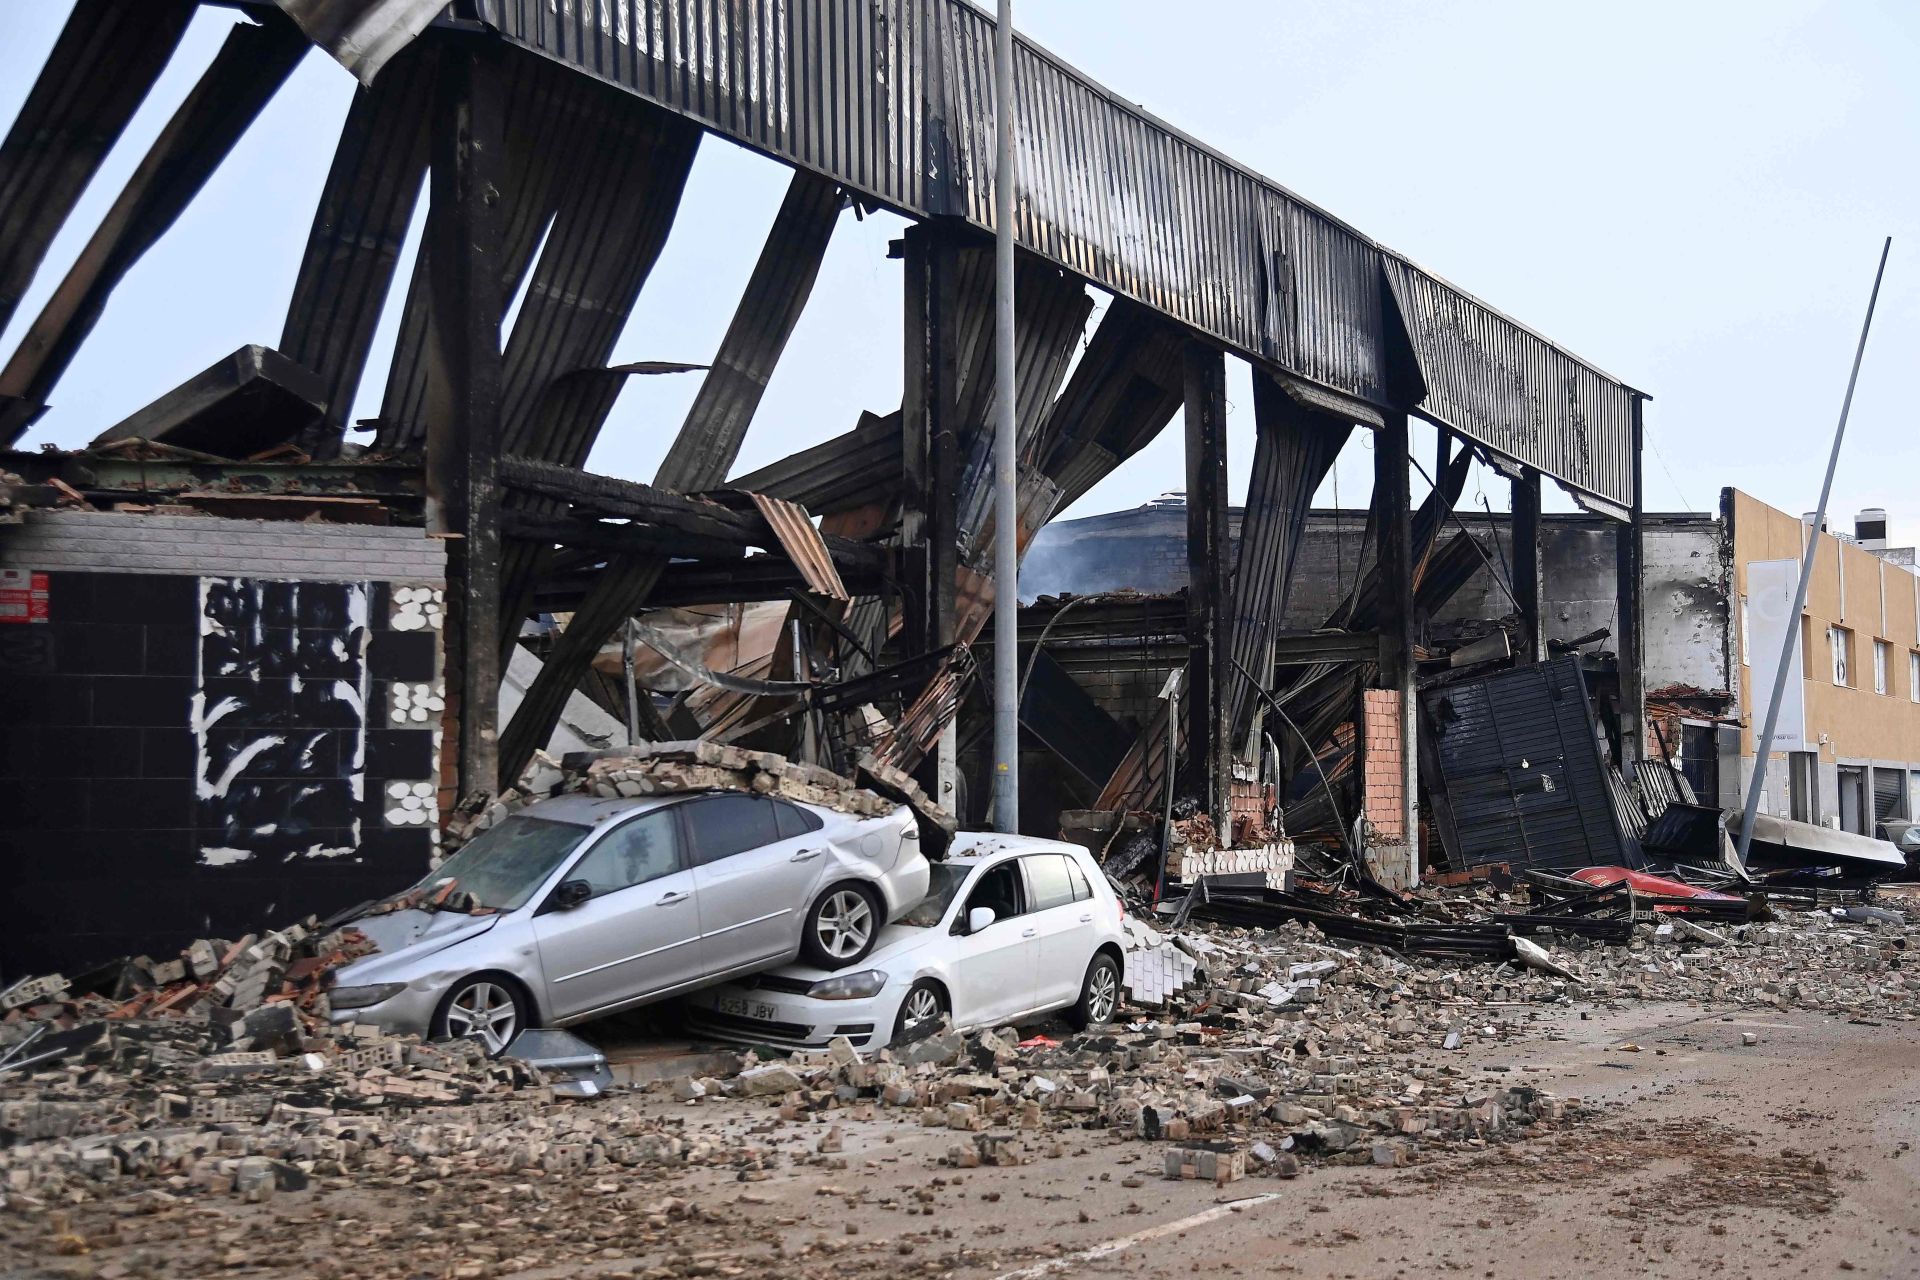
(0, 514, 446, 976)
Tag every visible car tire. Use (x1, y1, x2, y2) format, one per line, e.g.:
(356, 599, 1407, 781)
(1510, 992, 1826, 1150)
(801, 882, 882, 970)
(889, 979, 949, 1046)
(1064, 953, 1121, 1031)
(431, 974, 528, 1057)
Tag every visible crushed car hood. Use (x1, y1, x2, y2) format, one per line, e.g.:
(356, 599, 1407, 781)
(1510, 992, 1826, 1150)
(332, 909, 500, 980)
(744, 924, 942, 986)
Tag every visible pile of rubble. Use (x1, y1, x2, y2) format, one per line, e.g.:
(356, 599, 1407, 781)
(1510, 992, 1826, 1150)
(448, 740, 952, 847)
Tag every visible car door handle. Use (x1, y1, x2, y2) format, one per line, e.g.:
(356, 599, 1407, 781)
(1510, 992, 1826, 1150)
(657, 891, 689, 905)
(1079, 914, 1093, 923)
(1021, 928, 1037, 938)
(789, 848, 824, 862)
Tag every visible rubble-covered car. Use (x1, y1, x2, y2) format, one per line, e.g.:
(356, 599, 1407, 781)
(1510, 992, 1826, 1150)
(685, 836, 1126, 1051)
(324, 791, 930, 1053)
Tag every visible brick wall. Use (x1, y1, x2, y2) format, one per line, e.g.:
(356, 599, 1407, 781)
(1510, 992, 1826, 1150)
(1361, 688, 1404, 841)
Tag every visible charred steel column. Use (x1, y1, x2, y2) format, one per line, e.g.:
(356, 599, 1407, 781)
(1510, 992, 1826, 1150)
(423, 37, 506, 802)
(1182, 344, 1231, 833)
(1375, 411, 1418, 884)
(1615, 395, 1648, 768)
(1511, 467, 1545, 663)
(901, 224, 960, 798)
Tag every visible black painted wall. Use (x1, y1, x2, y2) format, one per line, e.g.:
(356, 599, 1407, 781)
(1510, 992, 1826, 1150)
(0, 571, 442, 978)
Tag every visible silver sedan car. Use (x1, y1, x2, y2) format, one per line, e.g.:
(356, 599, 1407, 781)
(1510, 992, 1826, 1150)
(324, 790, 931, 1053)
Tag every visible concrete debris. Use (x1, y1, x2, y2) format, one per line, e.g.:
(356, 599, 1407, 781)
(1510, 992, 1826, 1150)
(445, 743, 941, 849)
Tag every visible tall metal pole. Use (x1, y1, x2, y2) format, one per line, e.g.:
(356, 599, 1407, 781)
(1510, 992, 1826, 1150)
(1736, 236, 1891, 863)
(991, 0, 1021, 832)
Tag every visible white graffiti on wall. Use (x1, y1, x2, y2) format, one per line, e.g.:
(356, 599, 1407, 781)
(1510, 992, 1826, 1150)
(190, 578, 372, 866)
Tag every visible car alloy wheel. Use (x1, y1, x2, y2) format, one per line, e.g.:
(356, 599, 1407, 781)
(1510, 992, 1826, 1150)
(1086, 962, 1119, 1023)
(445, 980, 519, 1055)
(900, 985, 942, 1033)
(815, 888, 875, 960)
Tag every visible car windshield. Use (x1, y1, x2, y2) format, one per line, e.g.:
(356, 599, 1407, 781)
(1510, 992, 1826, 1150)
(411, 814, 592, 912)
(897, 863, 974, 927)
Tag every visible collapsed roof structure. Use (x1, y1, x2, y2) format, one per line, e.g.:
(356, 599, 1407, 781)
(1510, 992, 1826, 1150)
(0, 0, 1649, 895)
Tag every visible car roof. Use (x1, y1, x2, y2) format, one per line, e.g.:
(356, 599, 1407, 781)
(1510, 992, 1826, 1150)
(516, 791, 689, 826)
(942, 833, 1090, 865)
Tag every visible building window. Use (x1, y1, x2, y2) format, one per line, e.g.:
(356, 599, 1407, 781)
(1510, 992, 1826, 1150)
(1873, 640, 1890, 694)
(1827, 625, 1852, 686)
(1911, 651, 1920, 704)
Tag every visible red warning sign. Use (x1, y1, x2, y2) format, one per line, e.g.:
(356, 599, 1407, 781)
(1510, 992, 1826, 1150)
(0, 569, 48, 623)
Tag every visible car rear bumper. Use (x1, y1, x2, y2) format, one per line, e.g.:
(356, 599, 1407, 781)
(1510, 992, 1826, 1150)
(683, 980, 904, 1052)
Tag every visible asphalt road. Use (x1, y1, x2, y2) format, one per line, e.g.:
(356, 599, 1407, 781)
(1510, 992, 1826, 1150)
(638, 999, 1920, 1280)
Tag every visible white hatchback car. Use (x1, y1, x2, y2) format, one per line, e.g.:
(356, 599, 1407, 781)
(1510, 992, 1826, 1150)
(685, 836, 1127, 1051)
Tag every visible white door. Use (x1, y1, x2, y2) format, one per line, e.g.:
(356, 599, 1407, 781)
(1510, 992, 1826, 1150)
(532, 809, 702, 1020)
(682, 794, 822, 971)
(1020, 853, 1097, 1010)
(947, 859, 1038, 1024)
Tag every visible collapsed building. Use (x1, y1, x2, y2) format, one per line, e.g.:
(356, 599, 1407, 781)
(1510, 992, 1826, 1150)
(0, 0, 1654, 975)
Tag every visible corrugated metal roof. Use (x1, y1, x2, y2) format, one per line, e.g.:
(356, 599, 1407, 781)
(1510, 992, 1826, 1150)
(483, 0, 1640, 506)
(746, 490, 848, 600)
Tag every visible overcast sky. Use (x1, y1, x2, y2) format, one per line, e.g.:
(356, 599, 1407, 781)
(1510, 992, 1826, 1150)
(2, 1, 1914, 539)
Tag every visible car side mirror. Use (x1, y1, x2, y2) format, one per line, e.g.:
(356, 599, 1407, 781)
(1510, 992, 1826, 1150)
(552, 879, 592, 911)
(967, 906, 996, 935)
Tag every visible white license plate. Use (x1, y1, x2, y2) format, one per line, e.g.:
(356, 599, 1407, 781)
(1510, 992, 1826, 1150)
(715, 995, 780, 1022)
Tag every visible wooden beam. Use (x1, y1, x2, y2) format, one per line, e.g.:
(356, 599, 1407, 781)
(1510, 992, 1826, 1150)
(424, 35, 508, 801)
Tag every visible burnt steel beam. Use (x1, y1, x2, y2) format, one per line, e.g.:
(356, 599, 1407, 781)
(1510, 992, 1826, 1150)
(900, 223, 962, 659)
(496, 109, 700, 463)
(1268, 631, 1382, 667)
(1616, 395, 1648, 767)
(1039, 297, 1186, 511)
(1183, 343, 1231, 830)
(1511, 465, 1544, 662)
(1372, 410, 1418, 882)
(655, 171, 842, 484)
(503, 512, 746, 562)
(424, 34, 508, 802)
(497, 456, 888, 569)
(279, 40, 436, 453)
(1224, 373, 1353, 744)
(537, 557, 892, 612)
(728, 409, 901, 515)
(0, 14, 309, 443)
(498, 162, 840, 783)
(376, 53, 625, 453)
(0, 0, 194, 339)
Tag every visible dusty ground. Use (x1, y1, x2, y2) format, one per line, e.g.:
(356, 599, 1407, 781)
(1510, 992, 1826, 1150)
(8, 997, 1915, 1280)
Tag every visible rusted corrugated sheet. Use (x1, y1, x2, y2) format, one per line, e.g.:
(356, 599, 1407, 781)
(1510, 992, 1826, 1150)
(747, 491, 848, 600)
(486, 0, 1638, 506)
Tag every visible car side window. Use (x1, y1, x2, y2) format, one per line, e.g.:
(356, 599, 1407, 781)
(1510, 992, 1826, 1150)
(1023, 854, 1078, 912)
(682, 794, 780, 865)
(1065, 858, 1093, 902)
(963, 860, 1025, 926)
(565, 811, 681, 898)
(772, 799, 822, 839)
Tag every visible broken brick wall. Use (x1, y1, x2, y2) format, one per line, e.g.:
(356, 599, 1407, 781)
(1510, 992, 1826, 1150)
(1360, 688, 1405, 842)
(0, 515, 446, 975)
